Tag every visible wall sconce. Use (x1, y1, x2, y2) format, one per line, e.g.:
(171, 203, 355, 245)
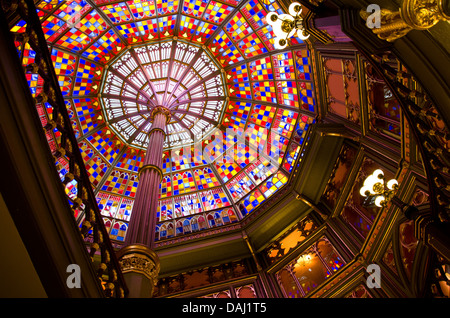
(267, 2, 310, 49)
(359, 169, 399, 207)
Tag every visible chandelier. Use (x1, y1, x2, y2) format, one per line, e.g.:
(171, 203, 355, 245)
(266, 2, 310, 49)
(359, 169, 399, 207)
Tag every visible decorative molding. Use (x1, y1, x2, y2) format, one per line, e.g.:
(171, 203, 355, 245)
(117, 244, 160, 284)
(148, 127, 166, 138)
(138, 163, 163, 181)
(150, 106, 172, 124)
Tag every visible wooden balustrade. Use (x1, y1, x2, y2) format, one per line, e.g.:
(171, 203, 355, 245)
(0, 0, 128, 297)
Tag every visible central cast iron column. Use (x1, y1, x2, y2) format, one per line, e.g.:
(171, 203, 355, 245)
(117, 106, 171, 298)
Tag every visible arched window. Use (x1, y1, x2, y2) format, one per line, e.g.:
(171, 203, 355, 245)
(167, 222, 175, 238)
(198, 215, 207, 230)
(176, 220, 183, 236)
(155, 224, 161, 241)
(191, 217, 199, 232)
(110, 221, 127, 242)
(214, 212, 223, 226)
(160, 175, 172, 198)
(222, 210, 230, 224)
(159, 223, 167, 239)
(183, 218, 191, 234)
(228, 209, 237, 222)
(207, 214, 215, 227)
(103, 218, 112, 234)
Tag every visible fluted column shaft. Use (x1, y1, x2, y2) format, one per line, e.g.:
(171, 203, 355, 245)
(125, 111, 168, 249)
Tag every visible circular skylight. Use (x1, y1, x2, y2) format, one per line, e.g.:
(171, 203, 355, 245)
(100, 39, 227, 150)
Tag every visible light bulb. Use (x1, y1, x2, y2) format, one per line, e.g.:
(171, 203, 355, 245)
(274, 38, 288, 49)
(296, 29, 310, 40)
(266, 12, 278, 26)
(360, 186, 371, 197)
(288, 2, 302, 17)
(363, 175, 377, 188)
(387, 179, 398, 190)
(268, 17, 287, 39)
(373, 169, 384, 180)
(375, 195, 385, 207)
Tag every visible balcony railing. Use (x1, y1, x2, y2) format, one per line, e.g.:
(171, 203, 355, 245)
(1, 0, 128, 297)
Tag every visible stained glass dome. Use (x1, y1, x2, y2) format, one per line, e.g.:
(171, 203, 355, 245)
(35, 0, 318, 244)
(101, 40, 226, 150)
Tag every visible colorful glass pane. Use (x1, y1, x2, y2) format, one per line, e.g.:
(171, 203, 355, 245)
(158, 198, 174, 221)
(245, 158, 278, 185)
(249, 104, 275, 129)
(252, 81, 277, 103)
(160, 175, 172, 198)
(200, 188, 231, 211)
(260, 171, 288, 198)
(101, 3, 132, 24)
(214, 155, 241, 182)
(227, 64, 249, 83)
(283, 142, 301, 172)
(249, 57, 273, 81)
(172, 171, 197, 195)
(127, 0, 156, 19)
(226, 172, 255, 202)
(174, 194, 203, 217)
(51, 48, 76, 76)
(241, 0, 266, 29)
(229, 82, 252, 99)
(125, 174, 138, 197)
(183, 0, 208, 17)
(239, 189, 265, 216)
(85, 155, 108, 186)
(225, 12, 253, 42)
(273, 51, 295, 80)
(298, 81, 316, 112)
(194, 167, 220, 190)
(238, 33, 268, 58)
(109, 220, 128, 241)
(203, 1, 233, 24)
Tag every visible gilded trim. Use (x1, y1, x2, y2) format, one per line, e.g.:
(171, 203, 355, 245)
(116, 244, 160, 284)
(150, 106, 171, 124)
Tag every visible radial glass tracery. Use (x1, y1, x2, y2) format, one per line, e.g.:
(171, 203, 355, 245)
(31, 0, 318, 244)
(101, 40, 226, 150)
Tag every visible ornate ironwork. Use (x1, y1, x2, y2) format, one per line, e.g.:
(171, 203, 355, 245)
(361, 51, 450, 259)
(360, 0, 450, 42)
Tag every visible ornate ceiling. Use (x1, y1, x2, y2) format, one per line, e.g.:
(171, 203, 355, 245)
(25, 0, 318, 244)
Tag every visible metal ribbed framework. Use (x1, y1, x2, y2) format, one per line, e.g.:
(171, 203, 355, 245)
(100, 40, 226, 151)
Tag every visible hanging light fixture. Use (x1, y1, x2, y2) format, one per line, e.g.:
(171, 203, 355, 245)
(359, 169, 399, 207)
(266, 2, 310, 49)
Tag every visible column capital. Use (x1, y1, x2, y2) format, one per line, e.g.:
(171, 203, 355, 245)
(116, 244, 161, 297)
(150, 106, 171, 124)
(148, 127, 166, 138)
(138, 163, 163, 181)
